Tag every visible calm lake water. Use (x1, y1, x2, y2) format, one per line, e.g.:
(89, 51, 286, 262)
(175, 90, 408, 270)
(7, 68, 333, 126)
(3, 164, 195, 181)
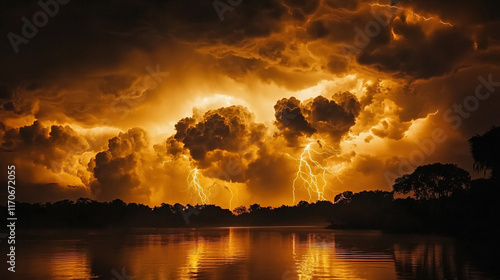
(2, 227, 497, 280)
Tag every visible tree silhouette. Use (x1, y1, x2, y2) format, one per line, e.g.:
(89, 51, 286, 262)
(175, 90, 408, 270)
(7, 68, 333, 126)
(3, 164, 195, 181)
(334, 191, 353, 204)
(249, 203, 261, 213)
(233, 206, 248, 215)
(469, 126, 500, 179)
(393, 163, 471, 200)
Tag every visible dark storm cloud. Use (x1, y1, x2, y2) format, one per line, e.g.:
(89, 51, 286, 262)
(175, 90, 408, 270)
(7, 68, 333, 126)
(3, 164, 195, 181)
(246, 149, 295, 196)
(88, 128, 150, 202)
(2, 120, 89, 169)
(406, 0, 500, 24)
(166, 135, 185, 159)
(170, 105, 298, 189)
(107, 127, 149, 157)
(1, 0, 496, 92)
(332, 91, 362, 117)
(326, 55, 349, 75)
(412, 66, 500, 139)
(1, 0, 491, 130)
(1, 1, 156, 84)
(303, 2, 493, 80)
(0, 85, 38, 117)
(0, 121, 95, 201)
(357, 26, 474, 79)
(274, 97, 317, 145)
(306, 95, 359, 141)
(305, 5, 392, 46)
(167, 0, 288, 42)
(0, 0, 328, 128)
(274, 94, 361, 144)
(173, 105, 265, 168)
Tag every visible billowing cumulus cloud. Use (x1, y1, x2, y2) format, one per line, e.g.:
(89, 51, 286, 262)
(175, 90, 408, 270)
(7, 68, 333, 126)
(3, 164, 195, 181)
(172, 106, 266, 168)
(306, 95, 360, 140)
(88, 128, 150, 202)
(0, 121, 93, 202)
(274, 97, 317, 145)
(2, 121, 89, 172)
(274, 94, 361, 144)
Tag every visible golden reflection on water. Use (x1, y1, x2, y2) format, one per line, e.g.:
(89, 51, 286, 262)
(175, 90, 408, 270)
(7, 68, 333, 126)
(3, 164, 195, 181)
(13, 240, 95, 280)
(8, 227, 494, 280)
(177, 228, 246, 279)
(47, 249, 93, 280)
(289, 232, 396, 280)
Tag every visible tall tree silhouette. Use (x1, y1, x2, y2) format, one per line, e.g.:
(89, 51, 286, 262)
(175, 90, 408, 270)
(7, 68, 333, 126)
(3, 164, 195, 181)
(469, 126, 500, 179)
(334, 191, 353, 204)
(393, 163, 470, 200)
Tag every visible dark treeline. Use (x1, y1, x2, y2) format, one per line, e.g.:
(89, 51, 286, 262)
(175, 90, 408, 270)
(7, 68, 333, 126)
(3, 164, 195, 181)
(2, 178, 498, 238)
(329, 178, 500, 237)
(1, 127, 499, 238)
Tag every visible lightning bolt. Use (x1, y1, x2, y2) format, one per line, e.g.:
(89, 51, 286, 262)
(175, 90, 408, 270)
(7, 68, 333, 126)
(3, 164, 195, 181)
(187, 168, 208, 205)
(427, 109, 439, 117)
(370, 3, 453, 27)
(225, 185, 234, 210)
(206, 181, 235, 209)
(287, 140, 340, 205)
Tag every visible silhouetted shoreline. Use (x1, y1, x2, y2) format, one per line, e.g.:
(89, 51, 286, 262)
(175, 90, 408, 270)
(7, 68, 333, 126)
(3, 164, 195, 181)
(2, 178, 498, 239)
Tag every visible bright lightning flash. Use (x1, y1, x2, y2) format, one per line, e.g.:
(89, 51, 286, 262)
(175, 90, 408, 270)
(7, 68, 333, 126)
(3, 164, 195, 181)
(209, 182, 235, 209)
(225, 185, 234, 210)
(287, 140, 340, 205)
(187, 168, 208, 205)
(370, 3, 453, 27)
(427, 109, 439, 117)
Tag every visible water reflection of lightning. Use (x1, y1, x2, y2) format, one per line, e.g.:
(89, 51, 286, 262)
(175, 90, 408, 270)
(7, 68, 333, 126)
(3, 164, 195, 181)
(187, 168, 208, 205)
(287, 140, 340, 205)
